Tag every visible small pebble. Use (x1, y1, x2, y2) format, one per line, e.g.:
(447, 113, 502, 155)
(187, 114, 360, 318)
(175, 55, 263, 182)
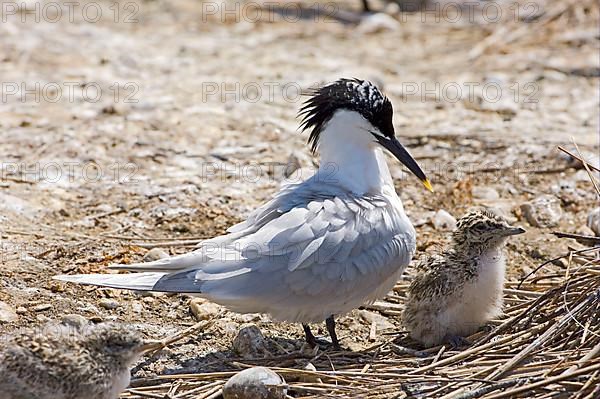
(101, 103, 128, 115)
(575, 226, 597, 246)
(166, 310, 179, 319)
(463, 80, 518, 117)
(128, 208, 143, 217)
(304, 362, 317, 372)
(413, 211, 436, 227)
(131, 303, 144, 313)
(357, 13, 400, 34)
(234, 313, 262, 323)
(587, 208, 600, 236)
(32, 304, 53, 312)
(357, 310, 394, 330)
(0, 301, 18, 323)
(520, 195, 562, 228)
(383, 1, 400, 15)
(300, 363, 323, 384)
(190, 298, 222, 321)
(143, 248, 169, 262)
(573, 169, 596, 182)
(233, 324, 270, 358)
(432, 210, 457, 230)
(472, 186, 500, 200)
(60, 314, 89, 330)
(170, 223, 190, 233)
(98, 298, 120, 310)
(223, 367, 286, 399)
(223, 321, 240, 334)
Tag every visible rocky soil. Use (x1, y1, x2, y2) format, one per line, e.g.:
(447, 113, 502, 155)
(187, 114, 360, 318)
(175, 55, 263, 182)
(0, 0, 598, 394)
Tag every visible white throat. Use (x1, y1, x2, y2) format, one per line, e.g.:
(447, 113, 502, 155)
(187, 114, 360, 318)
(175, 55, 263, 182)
(314, 110, 394, 195)
(471, 243, 507, 290)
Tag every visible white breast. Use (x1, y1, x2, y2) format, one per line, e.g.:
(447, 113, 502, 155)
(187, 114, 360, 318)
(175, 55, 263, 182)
(445, 248, 505, 337)
(106, 369, 131, 399)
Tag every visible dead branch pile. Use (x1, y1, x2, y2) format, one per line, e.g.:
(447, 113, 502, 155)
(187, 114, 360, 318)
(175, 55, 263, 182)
(121, 249, 598, 398)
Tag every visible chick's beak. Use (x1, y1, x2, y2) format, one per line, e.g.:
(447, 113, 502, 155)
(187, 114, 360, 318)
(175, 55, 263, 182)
(376, 135, 433, 192)
(139, 340, 164, 353)
(503, 226, 526, 236)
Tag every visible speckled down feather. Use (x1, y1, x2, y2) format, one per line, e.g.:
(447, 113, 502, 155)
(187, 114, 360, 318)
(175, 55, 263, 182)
(0, 323, 146, 399)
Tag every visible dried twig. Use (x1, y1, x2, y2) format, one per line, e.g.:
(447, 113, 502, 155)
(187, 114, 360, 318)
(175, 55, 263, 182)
(557, 146, 600, 173)
(552, 232, 600, 244)
(571, 138, 600, 197)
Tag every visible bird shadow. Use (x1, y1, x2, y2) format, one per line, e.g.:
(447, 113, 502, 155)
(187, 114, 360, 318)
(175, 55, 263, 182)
(131, 324, 497, 385)
(131, 335, 374, 385)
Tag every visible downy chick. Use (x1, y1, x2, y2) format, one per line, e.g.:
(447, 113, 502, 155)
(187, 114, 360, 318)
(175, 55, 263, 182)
(0, 322, 159, 399)
(403, 210, 525, 347)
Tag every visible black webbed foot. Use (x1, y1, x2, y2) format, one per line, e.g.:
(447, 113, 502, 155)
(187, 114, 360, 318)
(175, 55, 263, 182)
(444, 334, 471, 349)
(302, 316, 342, 351)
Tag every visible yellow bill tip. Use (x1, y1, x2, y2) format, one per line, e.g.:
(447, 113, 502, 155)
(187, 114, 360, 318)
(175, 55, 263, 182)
(422, 179, 434, 193)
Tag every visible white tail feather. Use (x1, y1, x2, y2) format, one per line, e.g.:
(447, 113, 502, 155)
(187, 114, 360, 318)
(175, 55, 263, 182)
(53, 272, 167, 291)
(108, 252, 202, 272)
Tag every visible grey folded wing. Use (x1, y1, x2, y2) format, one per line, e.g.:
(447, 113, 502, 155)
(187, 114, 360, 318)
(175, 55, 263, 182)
(154, 179, 416, 307)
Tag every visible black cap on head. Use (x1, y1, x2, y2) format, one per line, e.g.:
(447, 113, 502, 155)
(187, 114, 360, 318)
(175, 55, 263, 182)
(299, 78, 394, 153)
(298, 78, 432, 192)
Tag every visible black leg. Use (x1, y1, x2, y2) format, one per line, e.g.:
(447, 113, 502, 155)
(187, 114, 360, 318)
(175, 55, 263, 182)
(361, 0, 370, 12)
(326, 315, 341, 350)
(303, 324, 318, 348)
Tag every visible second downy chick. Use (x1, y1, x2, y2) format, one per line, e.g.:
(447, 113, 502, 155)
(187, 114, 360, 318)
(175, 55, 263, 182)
(0, 321, 161, 399)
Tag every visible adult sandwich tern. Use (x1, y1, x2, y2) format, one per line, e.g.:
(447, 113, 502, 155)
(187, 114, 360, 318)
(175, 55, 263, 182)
(56, 78, 432, 349)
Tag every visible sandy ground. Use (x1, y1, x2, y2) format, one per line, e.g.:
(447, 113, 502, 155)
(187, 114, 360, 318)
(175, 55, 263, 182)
(0, 0, 598, 390)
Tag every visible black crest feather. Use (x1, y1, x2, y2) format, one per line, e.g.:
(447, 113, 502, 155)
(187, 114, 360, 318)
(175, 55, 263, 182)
(298, 78, 394, 153)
